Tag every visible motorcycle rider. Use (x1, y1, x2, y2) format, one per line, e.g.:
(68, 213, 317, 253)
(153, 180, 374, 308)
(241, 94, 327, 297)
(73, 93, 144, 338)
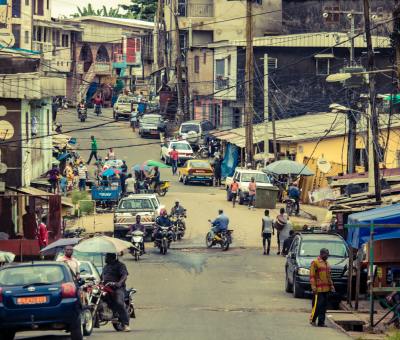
(101, 253, 130, 332)
(210, 209, 229, 240)
(170, 201, 186, 216)
(130, 215, 146, 253)
(76, 99, 86, 118)
(93, 94, 103, 115)
(288, 182, 301, 216)
(154, 208, 173, 241)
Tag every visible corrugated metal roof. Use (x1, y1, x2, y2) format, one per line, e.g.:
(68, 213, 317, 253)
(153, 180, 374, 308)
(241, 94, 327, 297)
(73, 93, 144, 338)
(75, 16, 154, 30)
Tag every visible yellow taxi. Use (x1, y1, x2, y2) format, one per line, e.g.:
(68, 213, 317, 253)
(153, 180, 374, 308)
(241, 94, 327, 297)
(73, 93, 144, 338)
(178, 159, 214, 186)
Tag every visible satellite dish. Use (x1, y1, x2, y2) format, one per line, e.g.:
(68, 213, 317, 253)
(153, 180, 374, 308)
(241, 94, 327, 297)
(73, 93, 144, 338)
(317, 157, 331, 174)
(0, 162, 7, 174)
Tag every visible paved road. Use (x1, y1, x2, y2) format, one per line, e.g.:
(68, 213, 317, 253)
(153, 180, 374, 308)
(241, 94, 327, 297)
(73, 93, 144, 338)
(15, 109, 349, 339)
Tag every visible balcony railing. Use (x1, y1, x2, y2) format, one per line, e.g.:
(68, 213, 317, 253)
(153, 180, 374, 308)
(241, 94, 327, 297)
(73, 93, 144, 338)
(216, 76, 229, 90)
(178, 3, 214, 17)
(32, 41, 52, 53)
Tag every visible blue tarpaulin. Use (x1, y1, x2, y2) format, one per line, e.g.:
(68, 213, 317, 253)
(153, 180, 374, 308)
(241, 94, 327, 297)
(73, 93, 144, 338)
(347, 204, 400, 249)
(221, 143, 239, 178)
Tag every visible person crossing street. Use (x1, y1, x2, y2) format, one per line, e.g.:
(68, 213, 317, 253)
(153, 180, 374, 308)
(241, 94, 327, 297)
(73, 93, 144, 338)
(87, 136, 98, 164)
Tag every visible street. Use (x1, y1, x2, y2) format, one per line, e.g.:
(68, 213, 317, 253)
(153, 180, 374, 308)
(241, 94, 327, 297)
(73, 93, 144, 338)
(15, 108, 348, 340)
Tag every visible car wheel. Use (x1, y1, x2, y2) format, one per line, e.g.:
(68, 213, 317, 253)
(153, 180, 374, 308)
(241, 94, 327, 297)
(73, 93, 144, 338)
(285, 268, 293, 293)
(70, 314, 83, 340)
(3, 329, 16, 340)
(115, 114, 119, 121)
(178, 173, 183, 182)
(238, 194, 244, 205)
(226, 189, 232, 201)
(293, 274, 304, 298)
(183, 176, 188, 185)
(82, 307, 94, 336)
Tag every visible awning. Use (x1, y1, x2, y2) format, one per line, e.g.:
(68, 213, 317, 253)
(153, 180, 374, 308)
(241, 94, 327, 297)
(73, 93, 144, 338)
(9, 186, 54, 196)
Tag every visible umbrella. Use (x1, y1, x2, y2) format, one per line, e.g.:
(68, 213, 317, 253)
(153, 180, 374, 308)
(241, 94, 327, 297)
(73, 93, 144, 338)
(264, 160, 314, 176)
(40, 237, 82, 255)
(74, 235, 132, 254)
(57, 152, 71, 161)
(132, 164, 151, 173)
(101, 168, 120, 177)
(0, 251, 15, 263)
(144, 160, 171, 168)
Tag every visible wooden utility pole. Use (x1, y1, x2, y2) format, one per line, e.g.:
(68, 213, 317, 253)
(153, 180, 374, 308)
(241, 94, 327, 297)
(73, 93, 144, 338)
(245, 0, 254, 165)
(363, 0, 381, 203)
(173, 0, 185, 125)
(394, 1, 400, 83)
(271, 104, 278, 161)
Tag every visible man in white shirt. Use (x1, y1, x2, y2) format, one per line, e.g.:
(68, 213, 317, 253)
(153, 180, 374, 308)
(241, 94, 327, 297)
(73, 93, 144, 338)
(261, 209, 273, 255)
(78, 162, 88, 191)
(57, 245, 80, 279)
(125, 174, 136, 194)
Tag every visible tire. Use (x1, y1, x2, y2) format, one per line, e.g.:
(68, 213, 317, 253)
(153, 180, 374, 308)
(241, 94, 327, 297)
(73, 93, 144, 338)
(112, 321, 125, 332)
(115, 114, 119, 121)
(3, 329, 16, 340)
(157, 188, 167, 197)
(162, 239, 168, 254)
(134, 250, 139, 261)
(70, 315, 83, 340)
(238, 194, 245, 205)
(206, 232, 213, 248)
(183, 176, 188, 185)
(222, 238, 230, 251)
(128, 303, 136, 318)
(226, 189, 232, 201)
(285, 269, 293, 293)
(293, 274, 304, 298)
(82, 307, 94, 336)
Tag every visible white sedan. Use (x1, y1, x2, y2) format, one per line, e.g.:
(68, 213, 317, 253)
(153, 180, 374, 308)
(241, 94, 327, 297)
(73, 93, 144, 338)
(160, 140, 194, 165)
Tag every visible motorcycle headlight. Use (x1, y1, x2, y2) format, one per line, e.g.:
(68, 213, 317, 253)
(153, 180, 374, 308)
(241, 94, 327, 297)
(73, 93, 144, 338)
(92, 287, 99, 294)
(297, 267, 310, 276)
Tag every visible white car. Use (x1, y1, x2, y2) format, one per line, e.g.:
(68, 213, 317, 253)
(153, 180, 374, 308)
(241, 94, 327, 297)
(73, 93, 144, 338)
(79, 260, 101, 283)
(160, 140, 194, 165)
(225, 168, 273, 204)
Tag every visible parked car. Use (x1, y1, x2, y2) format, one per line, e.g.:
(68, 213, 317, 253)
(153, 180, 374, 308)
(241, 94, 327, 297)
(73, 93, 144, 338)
(285, 232, 349, 300)
(179, 120, 214, 147)
(178, 160, 214, 186)
(138, 114, 166, 138)
(114, 194, 165, 240)
(160, 140, 194, 165)
(225, 168, 273, 204)
(0, 261, 91, 340)
(78, 261, 101, 283)
(113, 95, 136, 121)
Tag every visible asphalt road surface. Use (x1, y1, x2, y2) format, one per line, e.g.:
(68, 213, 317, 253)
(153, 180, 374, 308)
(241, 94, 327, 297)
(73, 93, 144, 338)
(15, 109, 349, 340)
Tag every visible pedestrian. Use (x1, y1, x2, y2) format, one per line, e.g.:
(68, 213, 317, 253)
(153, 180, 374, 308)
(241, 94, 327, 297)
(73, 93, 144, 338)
(52, 97, 59, 122)
(107, 147, 116, 160)
(64, 162, 75, 191)
(280, 217, 293, 252)
(310, 248, 335, 327)
(36, 216, 49, 251)
(213, 156, 222, 187)
(169, 146, 179, 175)
(273, 208, 287, 255)
(288, 182, 301, 215)
(120, 171, 127, 195)
(60, 175, 67, 196)
(248, 177, 256, 210)
(87, 136, 98, 164)
(230, 179, 239, 207)
(47, 164, 60, 194)
(281, 230, 295, 256)
(125, 174, 136, 195)
(261, 209, 273, 255)
(22, 206, 37, 240)
(57, 245, 80, 279)
(121, 160, 128, 174)
(78, 161, 88, 191)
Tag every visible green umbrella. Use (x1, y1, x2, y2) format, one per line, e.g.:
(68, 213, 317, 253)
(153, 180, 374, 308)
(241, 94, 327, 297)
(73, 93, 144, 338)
(144, 160, 171, 168)
(264, 160, 314, 176)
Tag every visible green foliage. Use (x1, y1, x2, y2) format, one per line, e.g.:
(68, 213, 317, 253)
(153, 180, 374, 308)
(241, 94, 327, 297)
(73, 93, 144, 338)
(72, 5, 127, 18)
(79, 200, 95, 215)
(120, 0, 157, 21)
(71, 190, 89, 206)
(387, 332, 400, 340)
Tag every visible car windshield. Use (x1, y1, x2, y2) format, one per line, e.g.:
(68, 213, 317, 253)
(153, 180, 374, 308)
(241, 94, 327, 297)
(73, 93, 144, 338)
(190, 161, 210, 168)
(118, 198, 153, 210)
(181, 124, 200, 133)
(0, 265, 65, 286)
(241, 173, 270, 183)
(79, 262, 93, 276)
(300, 240, 348, 257)
(171, 143, 191, 151)
(141, 116, 161, 124)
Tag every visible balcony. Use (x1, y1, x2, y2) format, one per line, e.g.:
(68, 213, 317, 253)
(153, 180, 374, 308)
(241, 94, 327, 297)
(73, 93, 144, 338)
(0, 73, 41, 99)
(178, 2, 214, 17)
(216, 76, 229, 90)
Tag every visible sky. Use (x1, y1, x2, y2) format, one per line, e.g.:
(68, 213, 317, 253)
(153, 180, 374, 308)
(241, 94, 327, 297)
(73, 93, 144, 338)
(51, 0, 132, 18)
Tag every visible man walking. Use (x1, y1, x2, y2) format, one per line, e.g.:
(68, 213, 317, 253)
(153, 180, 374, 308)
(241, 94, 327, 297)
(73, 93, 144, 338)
(230, 179, 239, 207)
(273, 208, 287, 255)
(248, 177, 256, 210)
(169, 146, 179, 175)
(309, 248, 335, 327)
(261, 210, 273, 255)
(87, 136, 98, 164)
(213, 156, 222, 187)
(36, 217, 49, 250)
(78, 162, 88, 191)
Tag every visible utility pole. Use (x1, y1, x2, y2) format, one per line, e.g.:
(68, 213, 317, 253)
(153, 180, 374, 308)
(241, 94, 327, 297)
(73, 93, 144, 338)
(263, 54, 269, 166)
(245, 0, 254, 165)
(172, 0, 185, 126)
(394, 1, 400, 83)
(363, 0, 381, 203)
(271, 103, 278, 161)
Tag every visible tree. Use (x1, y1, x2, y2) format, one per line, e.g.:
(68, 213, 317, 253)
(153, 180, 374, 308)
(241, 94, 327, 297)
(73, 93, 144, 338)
(120, 0, 157, 21)
(72, 5, 125, 18)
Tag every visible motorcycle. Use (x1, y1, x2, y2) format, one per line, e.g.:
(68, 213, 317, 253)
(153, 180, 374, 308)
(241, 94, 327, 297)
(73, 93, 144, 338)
(171, 214, 186, 240)
(142, 178, 170, 196)
(285, 198, 296, 216)
(94, 104, 102, 116)
(63, 227, 86, 238)
(78, 106, 87, 122)
(206, 221, 233, 251)
(83, 282, 136, 332)
(154, 225, 174, 255)
(128, 230, 144, 261)
(196, 145, 209, 159)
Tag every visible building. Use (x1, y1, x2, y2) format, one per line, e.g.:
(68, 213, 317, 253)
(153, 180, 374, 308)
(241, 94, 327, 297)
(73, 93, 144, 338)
(62, 16, 154, 104)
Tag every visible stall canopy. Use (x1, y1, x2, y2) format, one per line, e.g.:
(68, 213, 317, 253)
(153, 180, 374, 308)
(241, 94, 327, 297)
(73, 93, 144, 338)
(347, 204, 400, 249)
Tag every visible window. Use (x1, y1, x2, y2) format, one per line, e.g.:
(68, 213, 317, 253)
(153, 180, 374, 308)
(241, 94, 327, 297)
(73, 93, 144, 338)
(12, 24, 21, 48)
(216, 59, 225, 76)
(12, 0, 21, 18)
(227, 55, 231, 76)
(61, 34, 69, 47)
(36, 0, 44, 15)
(25, 0, 29, 5)
(0, 265, 65, 286)
(46, 0, 49, 9)
(194, 55, 200, 73)
(24, 31, 29, 45)
(315, 58, 330, 76)
(203, 52, 206, 64)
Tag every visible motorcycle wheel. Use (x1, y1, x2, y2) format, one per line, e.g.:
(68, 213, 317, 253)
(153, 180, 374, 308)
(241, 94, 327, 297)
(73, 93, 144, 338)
(177, 233, 182, 240)
(82, 307, 94, 336)
(157, 188, 167, 197)
(134, 250, 139, 261)
(128, 303, 136, 318)
(221, 235, 230, 251)
(112, 321, 125, 332)
(162, 239, 168, 254)
(206, 232, 213, 248)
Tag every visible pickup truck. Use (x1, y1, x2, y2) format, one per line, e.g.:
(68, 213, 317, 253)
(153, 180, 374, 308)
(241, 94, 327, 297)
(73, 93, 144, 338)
(225, 168, 273, 204)
(114, 194, 164, 240)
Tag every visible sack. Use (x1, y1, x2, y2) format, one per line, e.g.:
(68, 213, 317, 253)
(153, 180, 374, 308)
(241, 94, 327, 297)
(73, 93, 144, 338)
(274, 217, 286, 231)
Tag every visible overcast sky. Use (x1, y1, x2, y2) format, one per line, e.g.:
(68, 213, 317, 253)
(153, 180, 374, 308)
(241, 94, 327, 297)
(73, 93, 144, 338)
(51, 0, 132, 18)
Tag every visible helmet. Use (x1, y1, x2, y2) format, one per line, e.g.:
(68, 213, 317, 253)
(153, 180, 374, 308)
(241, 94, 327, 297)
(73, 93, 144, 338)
(160, 208, 167, 216)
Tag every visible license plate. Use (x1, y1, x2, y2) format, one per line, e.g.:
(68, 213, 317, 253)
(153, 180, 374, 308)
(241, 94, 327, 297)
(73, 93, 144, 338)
(17, 296, 48, 305)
